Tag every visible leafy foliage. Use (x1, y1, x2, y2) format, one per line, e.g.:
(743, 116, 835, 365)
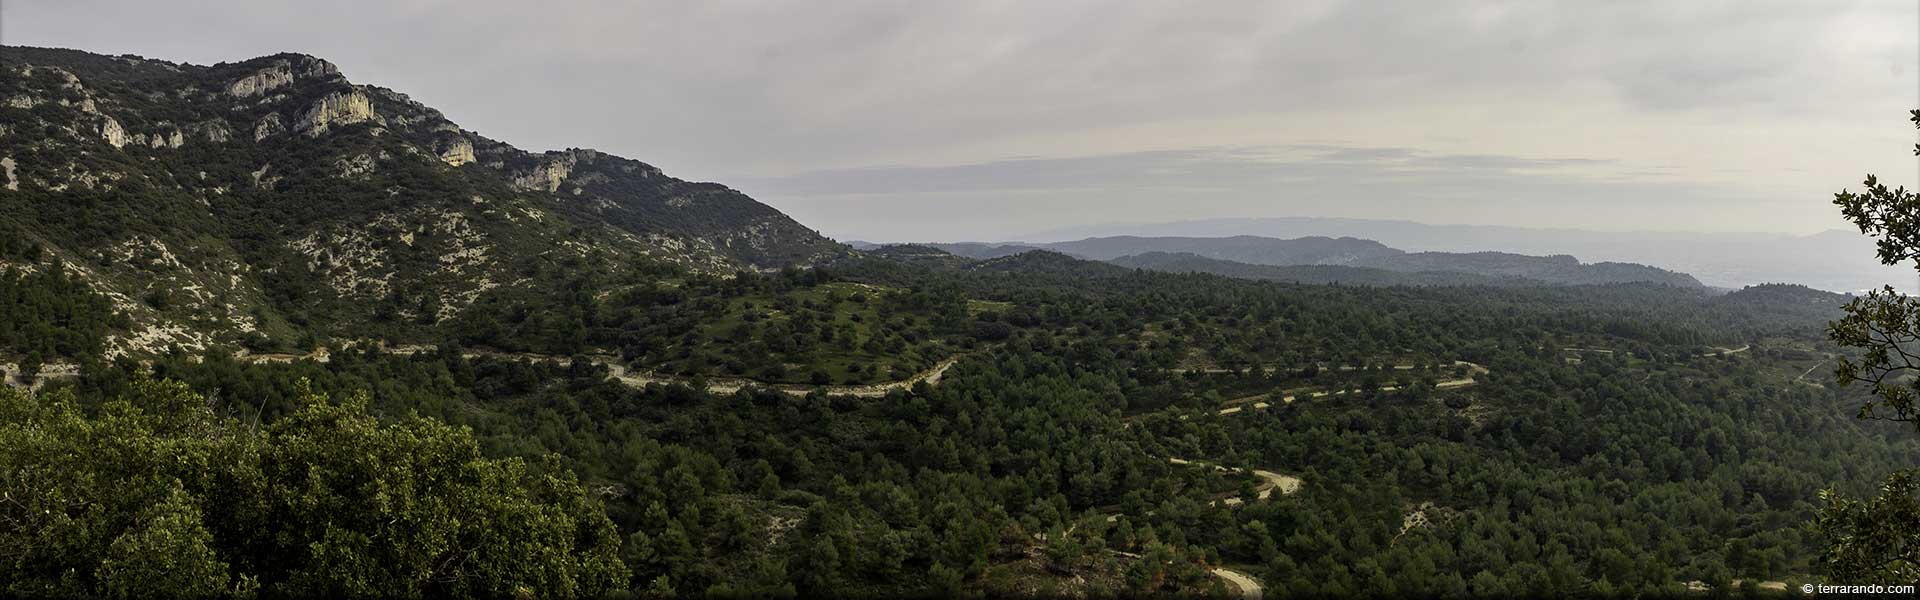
(0, 379, 626, 598)
(1817, 109, 1920, 584)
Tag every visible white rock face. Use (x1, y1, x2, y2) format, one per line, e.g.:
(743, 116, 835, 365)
(2, 156, 18, 191)
(435, 136, 476, 167)
(254, 114, 285, 141)
(193, 120, 232, 143)
(228, 64, 294, 98)
(98, 116, 128, 148)
(514, 158, 573, 192)
(250, 163, 277, 190)
(295, 90, 378, 136)
(141, 127, 185, 149)
(512, 150, 600, 192)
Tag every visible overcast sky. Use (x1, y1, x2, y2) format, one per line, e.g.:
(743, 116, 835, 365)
(8, 0, 1916, 242)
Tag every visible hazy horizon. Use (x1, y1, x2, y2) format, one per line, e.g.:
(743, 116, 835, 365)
(10, 0, 1917, 243)
(856, 216, 1860, 246)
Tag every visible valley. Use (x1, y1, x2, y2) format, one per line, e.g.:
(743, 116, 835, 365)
(0, 43, 1912, 599)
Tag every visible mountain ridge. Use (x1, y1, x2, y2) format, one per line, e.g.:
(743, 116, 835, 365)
(1007, 216, 1905, 292)
(0, 46, 843, 356)
(914, 235, 1705, 288)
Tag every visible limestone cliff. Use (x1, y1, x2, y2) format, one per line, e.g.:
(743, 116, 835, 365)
(0, 45, 846, 356)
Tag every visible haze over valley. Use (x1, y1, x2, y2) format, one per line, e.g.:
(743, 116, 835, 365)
(864, 218, 1911, 293)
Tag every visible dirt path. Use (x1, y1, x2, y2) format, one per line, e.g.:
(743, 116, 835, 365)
(220, 342, 1305, 596)
(1, 362, 81, 392)
(599, 355, 961, 398)
(1089, 458, 1291, 596)
(1211, 567, 1264, 600)
(1213, 361, 1487, 416)
(1103, 548, 1261, 600)
(235, 343, 965, 398)
(1167, 457, 1303, 505)
(1173, 361, 1442, 376)
(1794, 357, 1832, 388)
(1562, 343, 1752, 358)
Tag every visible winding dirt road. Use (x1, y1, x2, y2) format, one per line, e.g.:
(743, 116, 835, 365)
(1160, 456, 1288, 599)
(598, 356, 961, 397)
(1211, 567, 1264, 600)
(227, 345, 1514, 600)
(1213, 361, 1488, 416)
(235, 344, 964, 398)
(1561, 344, 1750, 358)
(1167, 457, 1303, 505)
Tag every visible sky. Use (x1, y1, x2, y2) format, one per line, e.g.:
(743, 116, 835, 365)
(7, 0, 1916, 242)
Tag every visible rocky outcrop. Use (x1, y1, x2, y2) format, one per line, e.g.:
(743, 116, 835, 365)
(227, 63, 293, 98)
(434, 135, 476, 167)
(512, 150, 603, 193)
(191, 119, 232, 143)
(299, 56, 340, 79)
(250, 163, 278, 190)
(513, 156, 574, 192)
(2, 156, 17, 191)
(42, 66, 84, 91)
(98, 115, 128, 148)
(335, 153, 376, 178)
(253, 113, 285, 141)
(132, 126, 185, 149)
(295, 90, 379, 136)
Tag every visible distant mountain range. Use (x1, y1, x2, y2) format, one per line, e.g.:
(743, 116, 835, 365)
(861, 235, 1706, 288)
(1108, 252, 1534, 287)
(994, 216, 1910, 293)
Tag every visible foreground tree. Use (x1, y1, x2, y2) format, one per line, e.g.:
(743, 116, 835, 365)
(1817, 109, 1920, 582)
(0, 378, 627, 598)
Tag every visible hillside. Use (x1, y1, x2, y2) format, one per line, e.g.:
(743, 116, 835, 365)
(1356, 251, 1705, 288)
(1021, 216, 1905, 292)
(932, 235, 1397, 265)
(1043, 235, 1400, 264)
(928, 235, 1705, 288)
(1109, 251, 1535, 287)
(929, 241, 1046, 260)
(968, 249, 1131, 278)
(0, 46, 842, 357)
(1709, 283, 1852, 325)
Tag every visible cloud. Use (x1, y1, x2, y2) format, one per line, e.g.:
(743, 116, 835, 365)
(736, 145, 1623, 196)
(8, 0, 1914, 241)
(740, 144, 1792, 241)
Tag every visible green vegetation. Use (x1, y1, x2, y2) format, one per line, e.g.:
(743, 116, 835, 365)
(0, 379, 625, 598)
(592, 276, 969, 384)
(1815, 109, 1920, 584)
(0, 263, 127, 363)
(10, 258, 1894, 596)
